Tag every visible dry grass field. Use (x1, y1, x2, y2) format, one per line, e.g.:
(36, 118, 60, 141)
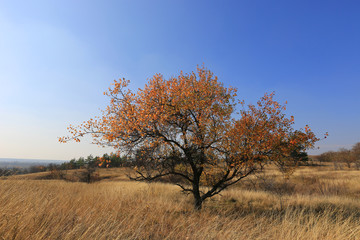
(1, 165, 360, 239)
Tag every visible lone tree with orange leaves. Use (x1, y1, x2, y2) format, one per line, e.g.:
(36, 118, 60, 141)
(60, 66, 320, 210)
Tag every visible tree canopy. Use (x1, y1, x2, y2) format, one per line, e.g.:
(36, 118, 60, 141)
(60, 66, 320, 209)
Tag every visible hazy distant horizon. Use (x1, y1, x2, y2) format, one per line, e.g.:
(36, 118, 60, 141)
(0, 158, 67, 169)
(0, 158, 68, 162)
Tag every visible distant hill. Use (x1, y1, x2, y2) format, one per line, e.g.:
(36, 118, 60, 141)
(0, 158, 67, 168)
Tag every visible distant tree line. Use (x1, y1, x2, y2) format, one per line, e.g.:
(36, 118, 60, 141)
(0, 167, 27, 176)
(48, 153, 131, 170)
(1, 149, 314, 179)
(0, 153, 131, 177)
(315, 142, 360, 169)
(0, 165, 48, 176)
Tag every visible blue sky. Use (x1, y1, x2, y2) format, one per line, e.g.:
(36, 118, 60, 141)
(0, 0, 359, 160)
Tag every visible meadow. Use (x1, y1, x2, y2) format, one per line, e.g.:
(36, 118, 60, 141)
(1, 164, 360, 240)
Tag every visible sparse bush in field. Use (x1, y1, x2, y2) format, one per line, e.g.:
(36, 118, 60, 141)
(78, 165, 100, 183)
(49, 169, 66, 180)
(317, 151, 337, 163)
(333, 160, 343, 170)
(273, 145, 310, 179)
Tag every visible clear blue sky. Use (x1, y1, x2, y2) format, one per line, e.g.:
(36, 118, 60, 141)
(0, 0, 359, 160)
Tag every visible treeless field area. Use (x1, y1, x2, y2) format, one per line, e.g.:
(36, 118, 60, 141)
(1, 166, 360, 240)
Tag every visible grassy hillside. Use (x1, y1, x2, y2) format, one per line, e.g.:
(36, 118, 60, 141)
(1, 166, 360, 239)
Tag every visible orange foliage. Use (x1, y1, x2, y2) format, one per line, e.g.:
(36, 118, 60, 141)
(59, 66, 321, 209)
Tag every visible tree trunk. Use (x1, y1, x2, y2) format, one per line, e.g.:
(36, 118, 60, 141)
(347, 162, 351, 168)
(194, 194, 203, 210)
(192, 172, 203, 210)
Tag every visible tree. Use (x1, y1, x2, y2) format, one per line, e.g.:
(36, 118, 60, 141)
(273, 140, 310, 178)
(317, 151, 336, 163)
(352, 142, 360, 159)
(60, 66, 320, 210)
(338, 148, 354, 168)
(352, 142, 360, 169)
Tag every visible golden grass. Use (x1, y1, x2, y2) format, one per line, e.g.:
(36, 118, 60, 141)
(1, 166, 360, 239)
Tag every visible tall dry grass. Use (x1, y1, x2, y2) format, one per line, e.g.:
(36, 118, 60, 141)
(1, 166, 360, 239)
